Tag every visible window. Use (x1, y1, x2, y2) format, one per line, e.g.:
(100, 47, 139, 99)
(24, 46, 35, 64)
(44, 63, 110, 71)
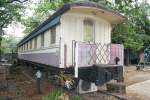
(34, 37, 37, 48)
(50, 27, 56, 44)
(22, 46, 23, 52)
(23, 45, 24, 51)
(30, 40, 32, 50)
(27, 43, 28, 50)
(24, 44, 26, 51)
(41, 33, 44, 47)
(26, 43, 28, 51)
(83, 19, 95, 42)
(23, 44, 25, 51)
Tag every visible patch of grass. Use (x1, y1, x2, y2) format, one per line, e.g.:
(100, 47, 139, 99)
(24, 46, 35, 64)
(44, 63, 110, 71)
(72, 95, 81, 100)
(43, 89, 82, 100)
(43, 89, 68, 100)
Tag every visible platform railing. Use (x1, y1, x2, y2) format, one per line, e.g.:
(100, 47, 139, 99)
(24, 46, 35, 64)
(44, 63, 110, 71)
(72, 41, 124, 78)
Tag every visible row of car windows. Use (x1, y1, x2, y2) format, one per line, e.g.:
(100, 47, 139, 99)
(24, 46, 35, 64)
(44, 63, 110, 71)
(18, 27, 56, 52)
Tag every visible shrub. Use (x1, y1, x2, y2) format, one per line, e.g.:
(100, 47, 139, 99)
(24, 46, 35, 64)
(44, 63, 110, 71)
(42, 89, 70, 100)
(72, 95, 81, 100)
(55, 71, 74, 90)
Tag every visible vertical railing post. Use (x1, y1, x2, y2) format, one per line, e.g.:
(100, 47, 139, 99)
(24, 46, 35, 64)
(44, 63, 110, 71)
(75, 42, 78, 78)
(72, 40, 75, 66)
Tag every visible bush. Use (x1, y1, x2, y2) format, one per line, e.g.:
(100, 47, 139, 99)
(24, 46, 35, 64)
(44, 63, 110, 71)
(72, 95, 81, 100)
(43, 90, 81, 100)
(54, 71, 74, 90)
(43, 89, 70, 100)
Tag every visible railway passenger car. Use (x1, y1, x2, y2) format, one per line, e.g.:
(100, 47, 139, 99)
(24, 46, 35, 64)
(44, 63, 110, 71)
(17, 1, 126, 92)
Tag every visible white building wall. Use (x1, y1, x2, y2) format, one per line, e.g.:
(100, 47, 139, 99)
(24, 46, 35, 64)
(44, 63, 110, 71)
(18, 25, 62, 67)
(61, 12, 112, 67)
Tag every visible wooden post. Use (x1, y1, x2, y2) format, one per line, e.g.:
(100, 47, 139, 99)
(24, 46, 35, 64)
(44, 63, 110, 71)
(37, 78, 41, 94)
(36, 70, 42, 94)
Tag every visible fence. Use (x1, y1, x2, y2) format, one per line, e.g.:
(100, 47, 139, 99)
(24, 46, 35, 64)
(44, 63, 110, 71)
(73, 41, 124, 67)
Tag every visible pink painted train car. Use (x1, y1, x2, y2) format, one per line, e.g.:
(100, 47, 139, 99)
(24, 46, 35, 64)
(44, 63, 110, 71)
(17, 1, 125, 93)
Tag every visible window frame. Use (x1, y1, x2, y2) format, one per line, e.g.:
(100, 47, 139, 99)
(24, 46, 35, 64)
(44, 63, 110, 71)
(41, 33, 44, 47)
(34, 36, 37, 49)
(83, 18, 95, 42)
(50, 26, 56, 44)
(30, 40, 32, 50)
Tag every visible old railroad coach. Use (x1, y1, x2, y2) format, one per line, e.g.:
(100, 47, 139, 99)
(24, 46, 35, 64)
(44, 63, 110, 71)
(17, 1, 126, 87)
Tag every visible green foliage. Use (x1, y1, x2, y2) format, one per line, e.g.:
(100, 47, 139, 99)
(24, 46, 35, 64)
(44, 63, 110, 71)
(0, 0, 23, 30)
(111, 0, 150, 51)
(0, 0, 25, 59)
(22, 0, 73, 34)
(43, 89, 81, 100)
(55, 71, 74, 87)
(1, 35, 19, 53)
(112, 22, 150, 51)
(72, 95, 81, 100)
(42, 89, 66, 100)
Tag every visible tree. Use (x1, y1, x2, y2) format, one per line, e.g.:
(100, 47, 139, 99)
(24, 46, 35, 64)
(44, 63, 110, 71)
(0, 0, 24, 33)
(1, 35, 19, 53)
(21, 0, 73, 34)
(0, 0, 25, 59)
(111, 0, 150, 65)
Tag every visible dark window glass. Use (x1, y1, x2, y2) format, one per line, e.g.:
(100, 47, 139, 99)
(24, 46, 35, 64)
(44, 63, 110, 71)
(41, 33, 44, 47)
(51, 27, 56, 44)
(34, 37, 37, 48)
(84, 19, 95, 42)
(30, 40, 32, 49)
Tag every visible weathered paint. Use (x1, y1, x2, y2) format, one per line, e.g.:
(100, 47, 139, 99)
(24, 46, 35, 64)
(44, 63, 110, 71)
(74, 42, 124, 67)
(110, 44, 124, 65)
(18, 6, 124, 68)
(18, 47, 60, 67)
(18, 25, 61, 67)
(61, 8, 111, 67)
(18, 52, 59, 67)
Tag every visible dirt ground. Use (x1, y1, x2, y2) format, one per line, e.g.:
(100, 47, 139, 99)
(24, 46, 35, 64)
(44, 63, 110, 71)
(124, 66, 150, 86)
(1, 65, 150, 100)
(0, 72, 55, 100)
(124, 65, 150, 100)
